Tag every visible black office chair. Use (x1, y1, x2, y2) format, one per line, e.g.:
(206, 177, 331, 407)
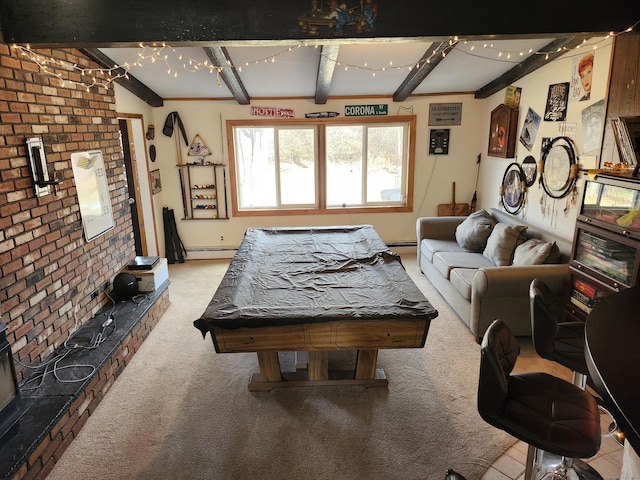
(478, 319, 602, 480)
(529, 278, 589, 388)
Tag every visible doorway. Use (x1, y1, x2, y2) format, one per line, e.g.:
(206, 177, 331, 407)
(118, 116, 159, 256)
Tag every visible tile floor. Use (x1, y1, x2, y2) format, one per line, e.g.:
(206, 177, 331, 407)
(481, 411, 625, 480)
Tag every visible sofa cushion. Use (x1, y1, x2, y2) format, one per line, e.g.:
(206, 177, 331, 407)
(421, 238, 464, 262)
(483, 223, 528, 266)
(432, 251, 493, 279)
(450, 268, 477, 301)
(512, 238, 559, 265)
(455, 209, 496, 252)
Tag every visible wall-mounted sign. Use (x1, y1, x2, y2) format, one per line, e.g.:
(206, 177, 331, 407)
(250, 106, 295, 118)
(429, 103, 462, 126)
(345, 104, 388, 116)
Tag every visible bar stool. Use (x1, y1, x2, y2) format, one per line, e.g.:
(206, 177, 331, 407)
(478, 319, 602, 480)
(529, 278, 589, 388)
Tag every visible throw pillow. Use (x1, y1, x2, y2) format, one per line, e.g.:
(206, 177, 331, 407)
(455, 209, 496, 252)
(483, 223, 528, 266)
(512, 238, 555, 265)
(543, 242, 562, 264)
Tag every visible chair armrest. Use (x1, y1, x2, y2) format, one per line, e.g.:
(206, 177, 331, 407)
(416, 216, 466, 261)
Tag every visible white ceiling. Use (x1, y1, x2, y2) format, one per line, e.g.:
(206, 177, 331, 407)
(100, 38, 559, 100)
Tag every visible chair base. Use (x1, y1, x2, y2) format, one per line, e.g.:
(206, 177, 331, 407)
(535, 451, 603, 480)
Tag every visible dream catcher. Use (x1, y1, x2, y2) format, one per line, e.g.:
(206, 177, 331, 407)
(500, 162, 526, 214)
(538, 136, 580, 218)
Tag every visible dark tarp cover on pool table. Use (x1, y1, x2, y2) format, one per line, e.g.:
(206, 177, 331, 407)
(193, 225, 437, 335)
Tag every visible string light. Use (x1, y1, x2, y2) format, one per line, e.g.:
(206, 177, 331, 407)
(10, 19, 638, 92)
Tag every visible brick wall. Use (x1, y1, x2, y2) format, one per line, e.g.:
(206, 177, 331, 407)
(12, 288, 170, 480)
(0, 43, 136, 380)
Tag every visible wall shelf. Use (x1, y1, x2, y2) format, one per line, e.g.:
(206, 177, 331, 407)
(177, 163, 229, 220)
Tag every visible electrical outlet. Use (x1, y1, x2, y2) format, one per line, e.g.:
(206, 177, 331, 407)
(91, 289, 100, 299)
(220, 235, 224, 242)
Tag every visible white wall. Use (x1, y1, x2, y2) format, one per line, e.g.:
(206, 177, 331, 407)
(477, 37, 613, 240)
(113, 39, 613, 258)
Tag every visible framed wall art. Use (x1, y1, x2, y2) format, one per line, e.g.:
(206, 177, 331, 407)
(429, 128, 450, 155)
(519, 108, 541, 151)
(544, 82, 570, 122)
(488, 104, 519, 158)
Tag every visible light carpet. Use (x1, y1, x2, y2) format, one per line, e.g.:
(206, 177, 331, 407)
(46, 255, 570, 480)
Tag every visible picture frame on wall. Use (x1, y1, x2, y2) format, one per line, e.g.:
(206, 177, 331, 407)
(488, 104, 519, 158)
(544, 82, 570, 121)
(429, 128, 450, 155)
(519, 107, 542, 151)
(150, 169, 162, 194)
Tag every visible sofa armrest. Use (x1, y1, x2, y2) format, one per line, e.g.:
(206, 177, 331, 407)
(469, 263, 569, 339)
(472, 263, 569, 297)
(416, 216, 466, 261)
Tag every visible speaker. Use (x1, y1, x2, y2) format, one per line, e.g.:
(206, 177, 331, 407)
(112, 272, 139, 300)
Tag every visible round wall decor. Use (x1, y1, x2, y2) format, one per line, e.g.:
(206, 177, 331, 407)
(539, 136, 578, 199)
(500, 162, 526, 214)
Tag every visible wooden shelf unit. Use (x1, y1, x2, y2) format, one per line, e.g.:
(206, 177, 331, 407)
(177, 163, 228, 220)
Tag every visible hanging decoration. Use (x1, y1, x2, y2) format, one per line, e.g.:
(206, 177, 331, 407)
(9, 20, 638, 93)
(538, 136, 579, 199)
(187, 134, 212, 164)
(500, 162, 526, 214)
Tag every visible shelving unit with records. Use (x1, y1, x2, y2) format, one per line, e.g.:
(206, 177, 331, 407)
(565, 174, 640, 321)
(177, 163, 228, 220)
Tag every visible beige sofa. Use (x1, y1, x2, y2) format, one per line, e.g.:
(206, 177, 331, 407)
(416, 208, 571, 341)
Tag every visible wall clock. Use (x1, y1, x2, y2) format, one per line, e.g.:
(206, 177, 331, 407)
(488, 104, 519, 158)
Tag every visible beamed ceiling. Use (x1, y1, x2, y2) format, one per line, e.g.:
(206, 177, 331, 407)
(2, 1, 639, 107)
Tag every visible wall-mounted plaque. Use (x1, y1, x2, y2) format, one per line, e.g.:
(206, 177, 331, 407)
(429, 103, 462, 126)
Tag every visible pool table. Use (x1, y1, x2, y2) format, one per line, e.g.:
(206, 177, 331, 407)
(194, 225, 438, 391)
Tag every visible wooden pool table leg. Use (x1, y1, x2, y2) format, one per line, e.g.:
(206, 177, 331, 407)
(256, 351, 281, 382)
(308, 351, 329, 381)
(355, 349, 378, 379)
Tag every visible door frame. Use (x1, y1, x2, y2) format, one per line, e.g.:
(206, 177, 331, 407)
(118, 114, 159, 256)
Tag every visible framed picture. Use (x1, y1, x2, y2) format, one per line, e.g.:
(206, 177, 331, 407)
(429, 128, 450, 155)
(544, 82, 570, 122)
(519, 107, 541, 151)
(488, 104, 518, 158)
(150, 169, 162, 194)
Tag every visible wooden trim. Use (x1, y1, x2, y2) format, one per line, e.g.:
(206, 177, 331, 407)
(225, 116, 416, 217)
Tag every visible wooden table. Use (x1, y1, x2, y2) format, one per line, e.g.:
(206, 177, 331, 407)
(194, 226, 437, 392)
(585, 286, 640, 455)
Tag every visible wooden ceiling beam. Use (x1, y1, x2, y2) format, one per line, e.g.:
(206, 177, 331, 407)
(474, 37, 586, 99)
(203, 47, 251, 105)
(393, 41, 457, 102)
(315, 45, 339, 105)
(79, 48, 164, 107)
(3, 1, 637, 46)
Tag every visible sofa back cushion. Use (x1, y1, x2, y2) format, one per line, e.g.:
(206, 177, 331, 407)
(455, 209, 496, 252)
(483, 223, 528, 266)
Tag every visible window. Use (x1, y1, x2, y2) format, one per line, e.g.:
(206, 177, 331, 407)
(227, 116, 415, 216)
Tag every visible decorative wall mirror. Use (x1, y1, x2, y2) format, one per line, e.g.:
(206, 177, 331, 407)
(500, 162, 526, 214)
(539, 136, 579, 199)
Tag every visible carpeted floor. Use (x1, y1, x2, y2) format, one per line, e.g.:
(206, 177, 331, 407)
(46, 255, 570, 480)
